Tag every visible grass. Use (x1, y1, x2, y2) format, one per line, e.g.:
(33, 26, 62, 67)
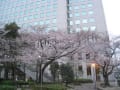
(29, 83, 67, 90)
(0, 80, 67, 90)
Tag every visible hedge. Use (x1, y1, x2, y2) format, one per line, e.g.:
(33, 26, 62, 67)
(73, 78, 93, 85)
(31, 84, 67, 90)
(0, 80, 14, 85)
(0, 85, 16, 90)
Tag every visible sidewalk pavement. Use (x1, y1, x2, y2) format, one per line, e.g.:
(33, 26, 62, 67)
(100, 87, 120, 90)
(68, 83, 120, 90)
(17, 82, 120, 90)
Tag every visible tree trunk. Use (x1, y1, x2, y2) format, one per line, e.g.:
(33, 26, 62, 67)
(12, 62, 16, 80)
(38, 71, 43, 83)
(36, 64, 39, 82)
(53, 75, 56, 82)
(12, 67, 15, 80)
(0, 71, 1, 78)
(103, 74, 110, 86)
(38, 64, 43, 83)
(0, 68, 2, 78)
(23, 63, 26, 81)
(4, 68, 9, 80)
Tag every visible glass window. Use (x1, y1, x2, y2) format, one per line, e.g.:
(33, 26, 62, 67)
(40, 21, 44, 25)
(23, 24, 28, 28)
(35, 8, 39, 12)
(47, 5, 51, 9)
(88, 3, 93, 7)
(76, 28, 81, 32)
(47, 0, 51, 2)
(53, 27, 57, 31)
(53, 12, 57, 16)
(86, 53, 90, 59)
(40, 13, 44, 17)
(69, 29, 72, 33)
(88, 11, 94, 15)
(90, 26, 96, 31)
(46, 20, 50, 24)
(46, 12, 51, 16)
(89, 18, 95, 22)
(52, 19, 57, 23)
(82, 19, 88, 23)
(81, 11, 87, 15)
(74, 6, 79, 10)
(83, 27, 88, 31)
(53, 4, 57, 8)
(81, 4, 86, 8)
(75, 20, 80, 24)
(41, 6, 45, 10)
(75, 13, 80, 17)
(70, 21, 73, 25)
(34, 22, 38, 25)
(34, 14, 38, 18)
(29, 15, 34, 19)
(69, 14, 73, 17)
(41, 0, 46, 2)
(69, 6, 72, 10)
(46, 27, 51, 31)
(23, 17, 28, 21)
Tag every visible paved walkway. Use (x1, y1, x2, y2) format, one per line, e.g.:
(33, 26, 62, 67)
(68, 84, 94, 90)
(100, 87, 120, 90)
(68, 83, 120, 90)
(17, 88, 31, 90)
(17, 83, 120, 90)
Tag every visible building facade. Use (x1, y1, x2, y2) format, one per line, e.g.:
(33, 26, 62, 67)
(0, 0, 107, 33)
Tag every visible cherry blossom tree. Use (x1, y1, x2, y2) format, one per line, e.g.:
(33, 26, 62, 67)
(82, 32, 120, 86)
(19, 28, 88, 82)
(18, 28, 120, 86)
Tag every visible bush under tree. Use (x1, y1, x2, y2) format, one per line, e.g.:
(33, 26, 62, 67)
(50, 61, 59, 82)
(60, 63, 74, 86)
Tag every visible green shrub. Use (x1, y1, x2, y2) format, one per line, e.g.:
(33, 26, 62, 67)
(0, 80, 30, 88)
(33, 86, 66, 90)
(0, 80, 14, 85)
(28, 81, 35, 85)
(15, 80, 31, 88)
(31, 84, 67, 90)
(73, 78, 93, 85)
(0, 85, 16, 90)
(16, 80, 29, 85)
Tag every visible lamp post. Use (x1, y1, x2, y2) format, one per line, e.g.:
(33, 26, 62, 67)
(38, 55, 42, 90)
(91, 63, 96, 90)
(35, 40, 43, 89)
(36, 60, 38, 82)
(23, 63, 26, 81)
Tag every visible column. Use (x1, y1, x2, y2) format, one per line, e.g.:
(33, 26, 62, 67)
(82, 61, 87, 78)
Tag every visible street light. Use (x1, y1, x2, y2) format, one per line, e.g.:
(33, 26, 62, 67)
(35, 40, 43, 89)
(38, 55, 41, 58)
(91, 63, 96, 90)
(38, 55, 42, 90)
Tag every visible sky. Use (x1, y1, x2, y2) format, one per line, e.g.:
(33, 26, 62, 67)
(102, 0, 120, 38)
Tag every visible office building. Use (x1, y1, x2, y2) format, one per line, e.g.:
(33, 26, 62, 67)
(0, 0, 107, 34)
